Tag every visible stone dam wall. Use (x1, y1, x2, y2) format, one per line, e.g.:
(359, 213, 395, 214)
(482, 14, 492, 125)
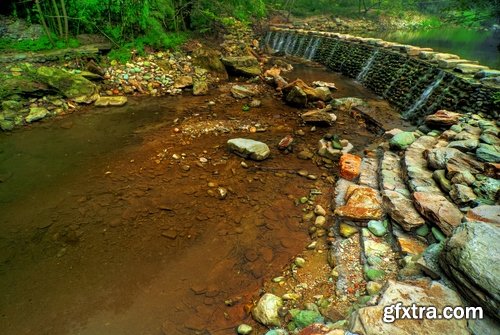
(264, 27, 500, 122)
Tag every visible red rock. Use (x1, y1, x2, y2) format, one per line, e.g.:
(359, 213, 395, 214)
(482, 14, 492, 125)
(339, 153, 362, 181)
(278, 135, 294, 150)
(334, 185, 383, 220)
(397, 235, 427, 255)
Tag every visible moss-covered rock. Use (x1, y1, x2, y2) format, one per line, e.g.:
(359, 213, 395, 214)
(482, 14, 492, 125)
(32, 66, 98, 103)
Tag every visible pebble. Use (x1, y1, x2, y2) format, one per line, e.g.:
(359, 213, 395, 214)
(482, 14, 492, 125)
(294, 257, 306, 268)
(216, 187, 228, 200)
(282, 292, 301, 300)
(302, 211, 315, 222)
(315, 216, 326, 227)
(298, 169, 309, 177)
(241, 161, 249, 168)
(181, 165, 190, 171)
(307, 174, 318, 180)
(314, 205, 326, 216)
(307, 241, 317, 250)
(199, 157, 208, 163)
(172, 154, 180, 160)
(237, 324, 253, 335)
(272, 276, 285, 283)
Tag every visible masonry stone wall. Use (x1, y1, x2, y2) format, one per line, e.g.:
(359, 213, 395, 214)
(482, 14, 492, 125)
(265, 28, 500, 122)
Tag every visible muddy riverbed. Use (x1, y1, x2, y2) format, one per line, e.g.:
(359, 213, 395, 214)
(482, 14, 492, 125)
(0, 63, 410, 335)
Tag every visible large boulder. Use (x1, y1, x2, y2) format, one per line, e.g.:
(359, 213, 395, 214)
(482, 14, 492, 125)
(252, 293, 283, 327)
(425, 110, 462, 128)
(300, 106, 337, 126)
(192, 46, 228, 80)
(350, 280, 469, 335)
(0, 76, 52, 99)
(440, 221, 500, 320)
(227, 138, 270, 161)
(221, 56, 261, 77)
(231, 85, 257, 99)
(390, 132, 416, 150)
(285, 85, 308, 106)
(282, 79, 332, 106)
(32, 66, 98, 103)
(330, 97, 368, 111)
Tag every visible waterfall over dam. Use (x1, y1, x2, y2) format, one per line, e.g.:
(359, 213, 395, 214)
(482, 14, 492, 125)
(264, 28, 499, 122)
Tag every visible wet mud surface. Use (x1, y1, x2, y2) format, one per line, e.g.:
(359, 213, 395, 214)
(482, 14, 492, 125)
(0, 63, 410, 335)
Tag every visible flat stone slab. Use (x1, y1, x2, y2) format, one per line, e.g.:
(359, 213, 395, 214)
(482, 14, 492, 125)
(359, 157, 379, 189)
(413, 192, 463, 236)
(454, 63, 489, 74)
(227, 138, 270, 161)
(465, 205, 500, 226)
(94, 96, 128, 107)
(334, 185, 383, 220)
(437, 59, 478, 69)
(382, 190, 425, 231)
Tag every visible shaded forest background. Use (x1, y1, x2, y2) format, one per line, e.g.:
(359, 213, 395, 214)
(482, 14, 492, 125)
(1, 0, 499, 54)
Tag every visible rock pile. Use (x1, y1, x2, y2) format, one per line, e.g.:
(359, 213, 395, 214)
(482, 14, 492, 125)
(249, 109, 499, 335)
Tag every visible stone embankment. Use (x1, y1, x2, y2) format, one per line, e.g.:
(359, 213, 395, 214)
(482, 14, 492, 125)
(264, 27, 500, 122)
(247, 107, 499, 335)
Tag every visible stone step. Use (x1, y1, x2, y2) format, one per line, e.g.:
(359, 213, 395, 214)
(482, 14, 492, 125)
(403, 135, 443, 194)
(380, 150, 426, 232)
(331, 232, 366, 299)
(359, 156, 379, 190)
(381, 151, 410, 197)
(360, 227, 399, 284)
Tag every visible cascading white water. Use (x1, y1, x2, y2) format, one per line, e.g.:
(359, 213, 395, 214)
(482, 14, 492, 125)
(403, 71, 446, 119)
(272, 33, 280, 50)
(276, 33, 286, 51)
(302, 37, 315, 58)
(284, 34, 293, 54)
(286, 35, 299, 55)
(264, 31, 273, 47)
(305, 37, 321, 60)
(294, 36, 306, 56)
(356, 50, 379, 83)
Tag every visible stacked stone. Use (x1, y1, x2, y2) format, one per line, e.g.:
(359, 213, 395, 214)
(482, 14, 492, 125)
(381, 109, 500, 326)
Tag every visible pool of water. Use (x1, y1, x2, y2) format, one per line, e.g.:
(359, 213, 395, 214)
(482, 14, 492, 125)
(365, 27, 500, 69)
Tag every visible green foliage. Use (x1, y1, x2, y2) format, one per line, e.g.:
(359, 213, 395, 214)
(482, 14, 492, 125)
(419, 16, 443, 29)
(107, 32, 188, 63)
(0, 36, 80, 52)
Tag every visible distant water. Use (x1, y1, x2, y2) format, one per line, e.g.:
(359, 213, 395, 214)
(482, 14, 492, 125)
(366, 27, 500, 70)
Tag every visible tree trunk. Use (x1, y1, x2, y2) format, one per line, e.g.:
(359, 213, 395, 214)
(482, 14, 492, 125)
(60, 0, 69, 43)
(51, 0, 63, 38)
(35, 0, 55, 46)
